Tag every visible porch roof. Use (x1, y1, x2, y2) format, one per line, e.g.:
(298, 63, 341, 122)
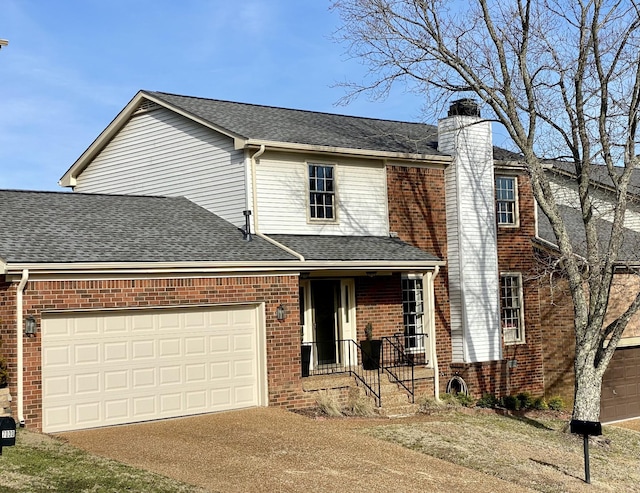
(267, 234, 441, 263)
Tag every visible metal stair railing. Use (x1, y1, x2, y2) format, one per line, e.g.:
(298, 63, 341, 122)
(381, 334, 416, 403)
(305, 339, 381, 407)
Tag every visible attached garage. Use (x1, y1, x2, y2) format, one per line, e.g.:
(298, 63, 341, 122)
(601, 345, 640, 423)
(41, 304, 267, 433)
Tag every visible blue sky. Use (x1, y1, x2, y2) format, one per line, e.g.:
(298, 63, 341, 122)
(0, 1, 478, 191)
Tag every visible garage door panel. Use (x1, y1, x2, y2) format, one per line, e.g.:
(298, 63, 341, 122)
(42, 305, 263, 432)
(601, 346, 640, 422)
(43, 346, 71, 367)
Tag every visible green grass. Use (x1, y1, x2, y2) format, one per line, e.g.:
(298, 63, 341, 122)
(0, 429, 207, 493)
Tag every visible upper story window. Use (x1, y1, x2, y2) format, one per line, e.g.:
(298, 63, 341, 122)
(496, 176, 519, 226)
(309, 164, 336, 221)
(500, 273, 525, 344)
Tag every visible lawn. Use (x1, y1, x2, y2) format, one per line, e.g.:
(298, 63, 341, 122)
(362, 410, 640, 493)
(0, 428, 208, 493)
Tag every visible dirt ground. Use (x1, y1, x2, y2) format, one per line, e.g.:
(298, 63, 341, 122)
(58, 408, 532, 493)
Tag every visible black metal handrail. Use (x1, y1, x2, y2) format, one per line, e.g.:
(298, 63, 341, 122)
(302, 339, 381, 406)
(381, 334, 415, 402)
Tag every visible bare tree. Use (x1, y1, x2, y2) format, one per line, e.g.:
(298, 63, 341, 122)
(333, 0, 640, 422)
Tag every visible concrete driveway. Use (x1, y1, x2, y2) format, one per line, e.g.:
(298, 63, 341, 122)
(58, 408, 531, 493)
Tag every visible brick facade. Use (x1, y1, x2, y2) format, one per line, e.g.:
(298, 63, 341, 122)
(387, 165, 547, 400)
(0, 274, 317, 430)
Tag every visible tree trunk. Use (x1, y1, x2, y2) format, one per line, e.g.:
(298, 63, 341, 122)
(572, 362, 603, 422)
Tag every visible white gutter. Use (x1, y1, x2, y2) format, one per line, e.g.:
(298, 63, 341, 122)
(16, 269, 28, 426)
(249, 145, 305, 261)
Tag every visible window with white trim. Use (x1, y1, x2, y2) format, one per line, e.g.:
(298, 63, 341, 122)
(309, 164, 335, 221)
(500, 273, 525, 344)
(496, 176, 518, 226)
(402, 275, 424, 350)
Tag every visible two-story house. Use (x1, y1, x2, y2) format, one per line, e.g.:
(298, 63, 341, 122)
(56, 91, 547, 418)
(8, 89, 628, 433)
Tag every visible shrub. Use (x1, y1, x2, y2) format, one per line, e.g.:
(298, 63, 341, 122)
(455, 393, 475, 407)
(476, 393, 500, 408)
(315, 390, 343, 417)
(547, 396, 565, 411)
(0, 339, 8, 388)
(502, 395, 520, 410)
(345, 388, 375, 417)
(516, 392, 534, 409)
(532, 396, 548, 410)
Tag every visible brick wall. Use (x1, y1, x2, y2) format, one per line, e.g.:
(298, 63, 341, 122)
(388, 165, 548, 399)
(386, 164, 452, 380)
(0, 274, 321, 430)
(538, 271, 575, 405)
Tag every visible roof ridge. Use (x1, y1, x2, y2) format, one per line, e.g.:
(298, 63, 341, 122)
(144, 90, 437, 128)
(0, 188, 185, 201)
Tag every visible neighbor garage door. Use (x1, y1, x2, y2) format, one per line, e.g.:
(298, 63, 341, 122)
(601, 345, 640, 423)
(41, 304, 265, 433)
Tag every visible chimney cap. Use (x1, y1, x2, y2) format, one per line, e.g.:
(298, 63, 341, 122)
(448, 99, 480, 117)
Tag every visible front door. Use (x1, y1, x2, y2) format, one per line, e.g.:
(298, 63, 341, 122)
(312, 280, 340, 365)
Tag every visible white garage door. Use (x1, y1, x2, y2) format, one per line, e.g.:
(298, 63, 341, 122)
(41, 304, 265, 433)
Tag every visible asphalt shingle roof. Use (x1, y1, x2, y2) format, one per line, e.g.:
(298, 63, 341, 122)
(0, 190, 298, 264)
(146, 91, 444, 157)
(536, 203, 640, 263)
(269, 234, 441, 262)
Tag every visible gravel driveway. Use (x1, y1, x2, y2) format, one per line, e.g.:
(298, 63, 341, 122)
(57, 407, 531, 493)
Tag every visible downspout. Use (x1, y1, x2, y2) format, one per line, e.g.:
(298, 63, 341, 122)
(250, 145, 305, 261)
(429, 266, 442, 402)
(16, 269, 28, 426)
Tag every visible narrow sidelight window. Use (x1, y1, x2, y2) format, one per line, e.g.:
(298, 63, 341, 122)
(500, 273, 525, 344)
(402, 275, 424, 350)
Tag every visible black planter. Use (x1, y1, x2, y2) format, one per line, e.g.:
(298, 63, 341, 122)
(360, 339, 382, 370)
(301, 344, 312, 377)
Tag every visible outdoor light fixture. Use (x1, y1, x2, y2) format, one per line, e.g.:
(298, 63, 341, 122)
(276, 304, 286, 321)
(24, 316, 36, 337)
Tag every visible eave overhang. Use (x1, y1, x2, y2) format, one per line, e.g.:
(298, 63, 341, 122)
(2, 259, 445, 280)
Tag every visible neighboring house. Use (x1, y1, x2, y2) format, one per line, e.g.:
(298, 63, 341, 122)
(536, 165, 640, 422)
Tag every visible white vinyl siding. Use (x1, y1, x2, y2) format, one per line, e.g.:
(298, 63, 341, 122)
(74, 107, 247, 228)
(548, 177, 640, 233)
(253, 152, 389, 236)
(440, 115, 501, 363)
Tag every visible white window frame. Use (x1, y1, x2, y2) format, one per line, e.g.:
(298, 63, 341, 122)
(500, 273, 525, 345)
(496, 175, 519, 227)
(402, 274, 425, 351)
(308, 163, 337, 223)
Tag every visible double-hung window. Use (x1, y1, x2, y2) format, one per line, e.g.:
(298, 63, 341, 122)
(309, 164, 335, 221)
(500, 273, 525, 344)
(402, 275, 424, 350)
(496, 176, 518, 226)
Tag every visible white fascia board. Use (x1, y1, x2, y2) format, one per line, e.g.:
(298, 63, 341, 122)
(59, 91, 148, 187)
(58, 90, 250, 188)
(3, 259, 444, 278)
(240, 139, 453, 165)
(0, 259, 6, 275)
